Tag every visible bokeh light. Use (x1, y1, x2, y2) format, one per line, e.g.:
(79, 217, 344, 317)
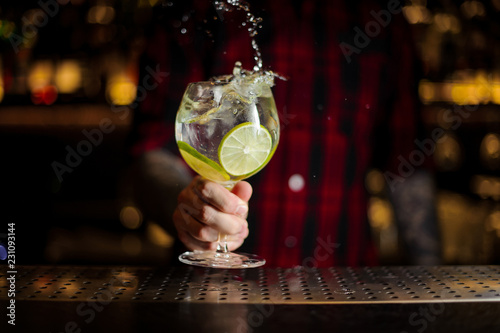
(0, 244, 7, 260)
(460, 1, 486, 19)
(365, 169, 385, 195)
(28, 61, 53, 90)
(87, 5, 115, 25)
(106, 74, 137, 105)
(31, 85, 58, 105)
(434, 13, 461, 33)
(0, 20, 15, 39)
(368, 197, 394, 230)
(418, 70, 500, 105)
(146, 222, 174, 248)
(55, 60, 82, 94)
(486, 211, 500, 237)
(480, 133, 500, 169)
(403, 4, 433, 25)
(434, 133, 462, 171)
(119, 206, 143, 230)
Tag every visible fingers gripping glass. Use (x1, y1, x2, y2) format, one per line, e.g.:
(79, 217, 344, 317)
(175, 72, 279, 268)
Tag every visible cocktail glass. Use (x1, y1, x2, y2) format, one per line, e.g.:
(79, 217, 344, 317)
(175, 66, 279, 268)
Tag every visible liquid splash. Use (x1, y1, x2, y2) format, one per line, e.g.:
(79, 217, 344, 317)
(212, 1, 287, 84)
(213, 0, 264, 72)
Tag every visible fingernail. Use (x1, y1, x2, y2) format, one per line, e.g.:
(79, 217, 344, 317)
(235, 204, 248, 217)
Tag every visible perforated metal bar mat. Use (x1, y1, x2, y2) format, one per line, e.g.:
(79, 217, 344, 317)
(2, 265, 500, 304)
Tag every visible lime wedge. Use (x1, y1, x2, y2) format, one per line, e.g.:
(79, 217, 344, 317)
(218, 122, 273, 177)
(177, 141, 230, 182)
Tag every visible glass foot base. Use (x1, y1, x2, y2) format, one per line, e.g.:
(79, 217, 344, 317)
(179, 250, 265, 269)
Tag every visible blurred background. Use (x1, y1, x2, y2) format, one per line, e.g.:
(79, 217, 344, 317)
(0, 0, 499, 266)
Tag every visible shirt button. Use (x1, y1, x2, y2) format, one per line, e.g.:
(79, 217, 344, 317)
(288, 174, 305, 192)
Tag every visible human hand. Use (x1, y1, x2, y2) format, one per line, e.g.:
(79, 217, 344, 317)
(172, 176, 252, 251)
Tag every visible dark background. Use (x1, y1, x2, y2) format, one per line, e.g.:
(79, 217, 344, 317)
(1, 0, 500, 265)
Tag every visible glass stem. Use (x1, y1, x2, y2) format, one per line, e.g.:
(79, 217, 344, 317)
(216, 182, 236, 254)
(216, 233, 229, 253)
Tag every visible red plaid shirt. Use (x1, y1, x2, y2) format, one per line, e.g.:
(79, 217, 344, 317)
(130, 0, 422, 267)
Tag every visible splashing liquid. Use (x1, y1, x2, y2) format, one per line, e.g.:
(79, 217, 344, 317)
(214, 0, 264, 72)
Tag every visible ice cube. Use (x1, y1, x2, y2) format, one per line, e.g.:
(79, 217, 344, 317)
(213, 85, 224, 105)
(220, 91, 250, 117)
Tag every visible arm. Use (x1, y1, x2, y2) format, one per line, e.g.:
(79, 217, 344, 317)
(128, 3, 251, 251)
(129, 149, 191, 238)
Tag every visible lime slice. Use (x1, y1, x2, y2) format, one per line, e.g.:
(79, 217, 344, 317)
(177, 141, 230, 182)
(218, 122, 273, 177)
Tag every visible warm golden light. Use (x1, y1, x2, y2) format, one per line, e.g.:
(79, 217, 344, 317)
(147, 222, 174, 248)
(403, 5, 433, 25)
(434, 133, 462, 171)
(493, 0, 500, 11)
(461, 1, 486, 18)
(485, 135, 500, 157)
(28, 61, 53, 90)
(418, 80, 435, 104)
(368, 197, 394, 230)
(87, 5, 115, 24)
(471, 175, 500, 200)
(450, 83, 468, 105)
(138, 0, 161, 7)
(403, 6, 420, 25)
(365, 169, 385, 195)
(119, 206, 143, 230)
(480, 133, 500, 169)
(477, 178, 493, 199)
(418, 70, 500, 105)
(434, 13, 460, 33)
(486, 211, 500, 237)
(473, 71, 491, 104)
(440, 82, 453, 103)
(55, 60, 82, 94)
(492, 83, 500, 105)
(106, 74, 137, 105)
